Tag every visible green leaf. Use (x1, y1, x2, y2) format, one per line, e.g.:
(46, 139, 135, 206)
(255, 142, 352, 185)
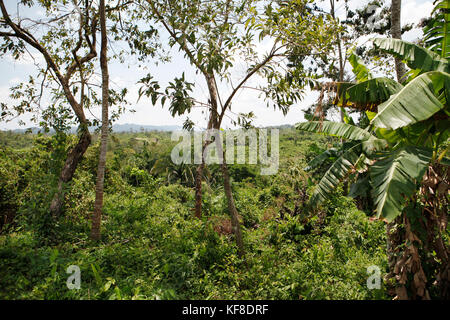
(296, 121, 372, 141)
(348, 51, 372, 82)
(440, 157, 450, 166)
(335, 82, 355, 106)
(310, 143, 362, 206)
(341, 107, 355, 125)
(371, 71, 450, 130)
(338, 78, 403, 112)
(151, 93, 158, 105)
(362, 136, 389, 155)
(91, 264, 102, 287)
(423, 0, 450, 58)
(103, 280, 112, 292)
(304, 148, 339, 172)
(370, 146, 432, 222)
(349, 176, 370, 198)
(373, 38, 450, 73)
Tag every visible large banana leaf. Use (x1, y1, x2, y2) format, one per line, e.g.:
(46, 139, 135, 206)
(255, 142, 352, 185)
(310, 143, 362, 206)
(370, 146, 433, 222)
(362, 135, 389, 155)
(371, 71, 450, 130)
(296, 121, 372, 141)
(373, 38, 450, 73)
(304, 148, 340, 172)
(335, 82, 355, 107)
(423, 0, 450, 58)
(349, 175, 370, 199)
(348, 52, 372, 82)
(338, 77, 403, 112)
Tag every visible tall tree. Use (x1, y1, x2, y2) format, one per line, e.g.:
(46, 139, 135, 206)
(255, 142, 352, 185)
(1, 1, 155, 226)
(329, 0, 345, 124)
(390, 0, 407, 82)
(0, 0, 97, 217)
(387, 0, 408, 295)
(305, 0, 411, 121)
(140, 0, 336, 256)
(90, 0, 109, 241)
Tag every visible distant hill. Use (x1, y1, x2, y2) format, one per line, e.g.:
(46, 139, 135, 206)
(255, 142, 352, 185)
(111, 124, 182, 132)
(2, 123, 295, 134)
(3, 123, 182, 134)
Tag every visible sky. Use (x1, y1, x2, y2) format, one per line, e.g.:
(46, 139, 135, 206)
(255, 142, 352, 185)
(0, 0, 434, 130)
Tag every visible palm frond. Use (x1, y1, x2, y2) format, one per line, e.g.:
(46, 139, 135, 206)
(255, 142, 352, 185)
(373, 38, 449, 73)
(310, 143, 362, 206)
(370, 146, 433, 222)
(371, 71, 450, 130)
(296, 121, 372, 141)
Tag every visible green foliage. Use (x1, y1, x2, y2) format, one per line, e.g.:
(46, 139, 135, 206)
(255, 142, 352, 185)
(0, 127, 391, 300)
(423, 0, 450, 58)
(298, 36, 449, 223)
(371, 71, 450, 130)
(3, 0, 448, 302)
(338, 77, 403, 111)
(373, 38, 450, 74)
(138, 73, 195, 117)
(296, 121, 371, 140)
(309, 143, 361, 206)
(348, 51, 372, 82)
(370, 146, 433, 221)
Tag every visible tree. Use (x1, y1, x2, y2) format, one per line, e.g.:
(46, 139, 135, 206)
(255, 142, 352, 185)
(1, 1, 158, 235)
(305, 0, 416, 122)
(297, 32, 449, 299)
(329, 0, 345, 123)
(139, 0, 337, 256)
(0, 0, 98, 217)
(303, 1, 383, 124)
(90, 0, 109, 241)
(390, 0, 407, 82)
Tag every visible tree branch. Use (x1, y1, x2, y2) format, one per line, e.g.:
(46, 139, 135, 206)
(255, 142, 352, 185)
(0, 0, 87, 123)
(146, 0, 207, 76)
(219, 44, 283, 125)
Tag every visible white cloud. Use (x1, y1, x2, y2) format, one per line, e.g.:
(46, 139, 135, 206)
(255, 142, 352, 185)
(402, 0, 434, 42)
(0, 0, 438, 130)
(6, 50, 45, 67)
(402, 0, 433, 26)
(8, 77, 21, 85)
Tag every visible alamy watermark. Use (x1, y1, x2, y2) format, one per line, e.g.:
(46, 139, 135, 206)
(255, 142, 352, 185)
(171, 128, 279, 175)
(367, 265, 381, 290)
(66, 265, 81, 290)
(65, 264, 381, 291)
(366, 4, 386, 32)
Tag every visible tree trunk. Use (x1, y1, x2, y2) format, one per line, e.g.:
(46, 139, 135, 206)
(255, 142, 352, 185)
(194, 161, 205, 219)
(391, 0, 407, 82)
(194, 74, 219, 219)
(202, 72, 244, 256)
(50, 128, 91, 216)
(330, 0, 345, 123)
(90, 0, 109, 241)
(221, 160, 245, 257)
(0, 0, 96, 218)
(213, 131, 245, 257)
(194, 115, 214, 219)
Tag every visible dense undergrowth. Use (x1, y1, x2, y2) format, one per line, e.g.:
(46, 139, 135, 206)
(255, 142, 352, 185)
(0, 128, 388, 299)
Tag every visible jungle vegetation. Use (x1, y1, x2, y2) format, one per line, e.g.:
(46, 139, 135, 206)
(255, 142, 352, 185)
(0, 0, 448, 300)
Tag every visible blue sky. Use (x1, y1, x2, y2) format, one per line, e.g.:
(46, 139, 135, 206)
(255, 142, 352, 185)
(0, 0, 434, 130)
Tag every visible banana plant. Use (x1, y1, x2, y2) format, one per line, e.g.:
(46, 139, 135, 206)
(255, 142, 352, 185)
(297, 38, 449, 222)
(422, 0, 450, 59)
